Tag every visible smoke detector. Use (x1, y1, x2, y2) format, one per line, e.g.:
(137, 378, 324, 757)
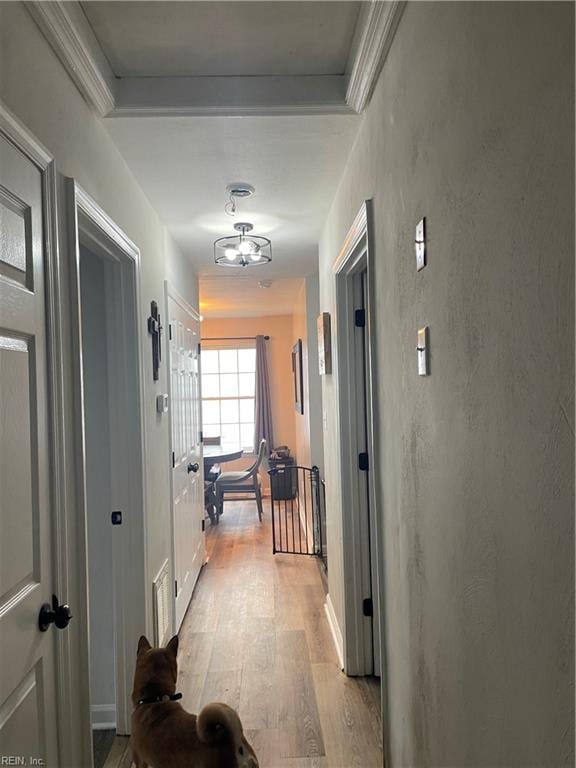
(259, 280, 273, 289)
(227, 183, 254, 198)
(224, 183, 255, 215)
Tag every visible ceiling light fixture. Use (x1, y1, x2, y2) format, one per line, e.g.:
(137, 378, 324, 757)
(214, 223, 272, 268)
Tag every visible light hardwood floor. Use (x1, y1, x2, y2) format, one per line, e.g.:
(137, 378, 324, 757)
(104, 501, 382, 768)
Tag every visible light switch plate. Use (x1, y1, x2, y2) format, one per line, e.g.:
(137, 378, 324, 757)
(417, 327, 429, 375)
(415, 217, 426, 271)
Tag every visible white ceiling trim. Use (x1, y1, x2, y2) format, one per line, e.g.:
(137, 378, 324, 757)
(26, 0, 405, 118)
(26, 1, 116, 116)
(346, 0, 406, 113)
(112, 75, 352, 118)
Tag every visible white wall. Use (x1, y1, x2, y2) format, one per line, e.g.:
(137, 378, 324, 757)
(305, 274, 324, 473)
(292, 274, 324, 472)
(293, 282, 311, 467)
(80, 247, 115, 728)
(319, 3, 573, 766)
(165, 229, 199, 310)
(0, 0, 199, 734)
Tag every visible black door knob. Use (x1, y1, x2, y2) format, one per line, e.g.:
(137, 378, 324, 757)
(187, 462, 200, 473)
(39, 594, 73, 632)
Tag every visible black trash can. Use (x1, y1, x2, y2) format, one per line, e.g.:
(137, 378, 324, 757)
(268, 456, 297, 500)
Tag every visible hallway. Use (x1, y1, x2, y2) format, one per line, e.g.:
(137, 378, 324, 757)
(105, 501, 382, 768)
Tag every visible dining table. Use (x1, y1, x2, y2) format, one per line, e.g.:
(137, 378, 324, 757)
(203, 445, 243, 525)
(203, 444, 244, 470)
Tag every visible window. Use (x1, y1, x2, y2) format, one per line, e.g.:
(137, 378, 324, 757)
(201, 346, 256, 452)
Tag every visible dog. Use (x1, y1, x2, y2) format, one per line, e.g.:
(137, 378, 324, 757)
(131, 635, 259, 768)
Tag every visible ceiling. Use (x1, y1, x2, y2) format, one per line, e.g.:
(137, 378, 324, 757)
(76, 1, 365, 316)
(81, 1, 361, 77)
(106, 113, 360, 282)
(199, 275, 304, 318)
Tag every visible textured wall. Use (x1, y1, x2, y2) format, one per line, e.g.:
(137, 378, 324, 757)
(319, 3, 574, 766)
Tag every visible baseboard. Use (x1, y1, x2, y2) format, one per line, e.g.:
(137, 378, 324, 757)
(324, 594, 344, 671)
(91, 704, 116, 730)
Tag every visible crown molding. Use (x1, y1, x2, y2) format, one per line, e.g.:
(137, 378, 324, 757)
(111, 74, 353, 117)
(26, 0, 115, 116)
(346, 0, 406, 114)
(25, 0, 403, 118)
(0, 99, 53, 169)
(110, 102, 355, 118)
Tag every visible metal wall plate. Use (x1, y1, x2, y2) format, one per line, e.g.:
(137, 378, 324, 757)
(417, 326, 429, 375)
(415, 217, 426, 271)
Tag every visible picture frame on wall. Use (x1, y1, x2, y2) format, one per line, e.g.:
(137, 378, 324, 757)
(292, 339, 304, 414)
(317, 312, 332, 375)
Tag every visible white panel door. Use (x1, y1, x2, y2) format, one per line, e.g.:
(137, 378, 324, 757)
(169, 295, 204, 630)
(0, 132, 59, 762)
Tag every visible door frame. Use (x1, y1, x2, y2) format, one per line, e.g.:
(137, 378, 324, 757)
(67, 180, 148, 737)
(164, 281, 205, 635)
(332, 200, 389, 748)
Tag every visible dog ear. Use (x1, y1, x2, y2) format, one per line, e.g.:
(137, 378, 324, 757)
(137, 635, 151, 655)
(166, 635, 179, 658)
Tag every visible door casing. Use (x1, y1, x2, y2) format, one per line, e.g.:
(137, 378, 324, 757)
(67, 179, 148, 738)
(332, 200, 389, 762)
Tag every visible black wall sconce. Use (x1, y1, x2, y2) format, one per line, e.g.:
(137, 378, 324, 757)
(147, 300, 162, 381)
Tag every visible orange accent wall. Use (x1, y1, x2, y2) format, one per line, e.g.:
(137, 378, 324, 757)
(201, 315, 298, 484)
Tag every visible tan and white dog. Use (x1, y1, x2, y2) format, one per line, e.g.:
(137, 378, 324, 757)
(131, 635, 258, 768)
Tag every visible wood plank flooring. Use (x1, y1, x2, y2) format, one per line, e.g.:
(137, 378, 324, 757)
(103, 501, 382, 768)
(93, 730, 116, 768)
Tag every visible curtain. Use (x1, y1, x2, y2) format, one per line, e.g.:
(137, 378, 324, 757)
(254, 335, 274, 452)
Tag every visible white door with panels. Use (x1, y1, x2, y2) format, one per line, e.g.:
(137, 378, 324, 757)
(0, 127, 60, 762)
(168, 291, 205, 631)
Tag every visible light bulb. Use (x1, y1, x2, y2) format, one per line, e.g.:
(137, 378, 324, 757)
(250, 250, 262, 262)
(225, 247, 238, 261)
(238, 239, 253, 256)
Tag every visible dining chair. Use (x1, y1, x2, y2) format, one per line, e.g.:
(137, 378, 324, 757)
(215, 439, 267, 521)
(203, 435, 222, 482)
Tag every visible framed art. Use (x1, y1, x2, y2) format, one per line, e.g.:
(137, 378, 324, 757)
(317, 311, 332, 375)
(292, 339, 304, 414)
